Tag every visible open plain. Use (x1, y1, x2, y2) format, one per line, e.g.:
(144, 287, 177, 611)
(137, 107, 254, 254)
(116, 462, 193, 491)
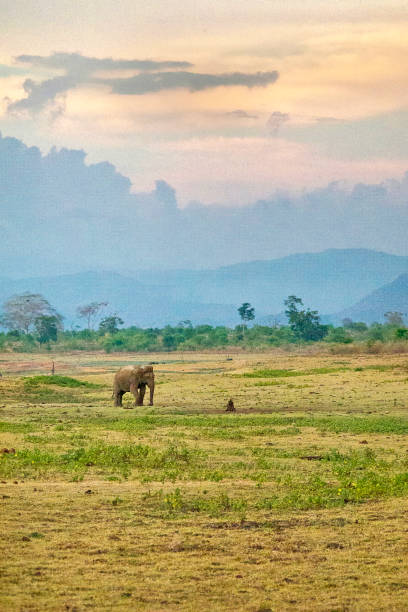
(1, 350, 408, 611)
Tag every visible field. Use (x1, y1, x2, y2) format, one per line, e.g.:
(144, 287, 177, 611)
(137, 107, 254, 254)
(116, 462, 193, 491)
(1, 350, 408, 611)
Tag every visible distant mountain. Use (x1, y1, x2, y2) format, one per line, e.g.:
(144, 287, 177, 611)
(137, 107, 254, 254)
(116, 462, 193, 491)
(131, 249, 408, 314)
(1, 249, 407, 327)
(334, 273, 408, 324)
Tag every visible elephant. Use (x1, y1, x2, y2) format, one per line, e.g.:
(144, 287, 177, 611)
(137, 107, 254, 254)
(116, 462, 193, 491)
(113, 365, 155, 408)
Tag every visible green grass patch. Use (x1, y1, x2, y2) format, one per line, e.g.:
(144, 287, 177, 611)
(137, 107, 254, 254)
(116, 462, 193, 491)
(143, 459, 408, 515)
(143, 488, 248, 518)
(95, 414, 408, 436)
(241, 367, 349, 378)
(0, 421, 34, 433)
(12, 413, 408, 437)
(252, 380, 283, 386)
(19, 375, 103, 404)
(242, 363, 408, 379)
(257, 471, 408, 511)
(23, 375, 100, 389)
(363, 364, 406, 372)
(0, 442, 203, 481)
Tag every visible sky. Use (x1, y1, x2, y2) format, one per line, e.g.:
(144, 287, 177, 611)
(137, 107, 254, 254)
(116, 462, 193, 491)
(1, 0, 408, 207)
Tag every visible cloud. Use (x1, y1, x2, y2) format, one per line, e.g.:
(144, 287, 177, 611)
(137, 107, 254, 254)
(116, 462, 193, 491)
(7, 52, 279, 115)
(108, 70, 278, 95)
(266, 111, 290, 136)
(16, 52, 193, 74)
(0, 64, 27, 78)
(225, 110, 258, 119)
(8, 76, 76, 114)
(2, 133, 408, 276)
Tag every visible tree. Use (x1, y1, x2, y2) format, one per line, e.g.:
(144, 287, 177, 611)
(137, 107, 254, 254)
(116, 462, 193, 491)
(77, 302, 108, 330)
(284, 295, 328, 342)
(0, 293, 62, 333)
(177, 320, 193, 329)
(162, 331, 177, 350)
(238, 303, 255, 327)
(384, 311, 405, 327)
(325, 326, 353, 344)
(34, 315, 61, 344)
(99, 315, 124, 334)
(344, 320, 367, 332)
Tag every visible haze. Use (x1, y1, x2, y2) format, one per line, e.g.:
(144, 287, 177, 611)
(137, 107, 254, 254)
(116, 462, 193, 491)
(1, 0, 408, 275)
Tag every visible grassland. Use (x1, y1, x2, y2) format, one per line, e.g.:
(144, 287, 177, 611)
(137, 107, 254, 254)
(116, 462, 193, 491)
(1, 350, 408, 611)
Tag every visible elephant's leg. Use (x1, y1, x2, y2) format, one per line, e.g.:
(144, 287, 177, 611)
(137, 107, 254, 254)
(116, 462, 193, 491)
(148, 381, 154, 406)
(130, 382, 140, 407)
(137, 383, 146, 406)
(113, 387, 124, 407)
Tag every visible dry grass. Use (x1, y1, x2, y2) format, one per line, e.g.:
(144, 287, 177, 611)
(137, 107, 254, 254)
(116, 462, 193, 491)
(1, 350, 408, 611)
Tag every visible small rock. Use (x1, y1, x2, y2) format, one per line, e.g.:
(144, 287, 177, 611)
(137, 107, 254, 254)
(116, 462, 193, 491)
(22, 536, 30, 542)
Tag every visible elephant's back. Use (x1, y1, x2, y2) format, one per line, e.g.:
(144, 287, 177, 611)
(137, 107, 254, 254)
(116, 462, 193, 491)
(119, 365, 138, 375)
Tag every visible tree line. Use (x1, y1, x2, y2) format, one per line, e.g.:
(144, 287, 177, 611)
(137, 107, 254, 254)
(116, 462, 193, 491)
(0, 292, 406, 352)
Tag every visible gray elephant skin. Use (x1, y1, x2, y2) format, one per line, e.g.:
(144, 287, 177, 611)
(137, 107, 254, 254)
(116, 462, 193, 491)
(113, 365, 155, 407)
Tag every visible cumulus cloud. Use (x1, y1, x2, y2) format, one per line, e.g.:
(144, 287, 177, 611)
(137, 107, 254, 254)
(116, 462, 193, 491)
(1, 133, 408, 276)
(7, 52, 279, 115)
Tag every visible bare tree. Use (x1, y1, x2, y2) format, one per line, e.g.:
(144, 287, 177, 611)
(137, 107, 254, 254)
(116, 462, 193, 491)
(0, 293, 62, 334)
(384, 311, 405, 327)
(77, 302, 108, 330)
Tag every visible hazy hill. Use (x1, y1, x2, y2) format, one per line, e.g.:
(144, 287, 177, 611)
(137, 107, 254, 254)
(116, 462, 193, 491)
(131, 249, 408, 314)
(1, 249, 408, 327)
(334, 273, 408, 324)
